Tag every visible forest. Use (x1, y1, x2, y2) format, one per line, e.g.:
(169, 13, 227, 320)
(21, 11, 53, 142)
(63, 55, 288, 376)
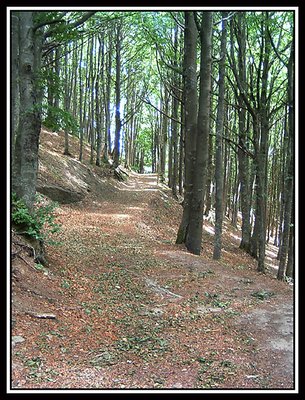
(10, 8, 296, 392)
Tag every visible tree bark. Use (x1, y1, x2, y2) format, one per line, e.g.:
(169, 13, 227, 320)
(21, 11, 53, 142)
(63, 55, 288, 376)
(113, 20, 122, 168)
(13, 12, 42, 210)
(104, 28, 113, 159)
(185, 12, 213, 255)
(64, 42, 71, 156)
(257, 13, 271, 273)
(277, 39, 294, 280)
(11, 11, 19, 155)
(95, 35, 104, 166)
(176, 11, 198, 244)
(213, 12, 227, 260)
(78, 38, 84, 162)
(171, 24, 179, 198)
(236, 13, 252, 254)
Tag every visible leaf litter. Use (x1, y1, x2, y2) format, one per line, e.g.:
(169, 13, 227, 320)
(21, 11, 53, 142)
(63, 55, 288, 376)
(11, 129, 294, 390)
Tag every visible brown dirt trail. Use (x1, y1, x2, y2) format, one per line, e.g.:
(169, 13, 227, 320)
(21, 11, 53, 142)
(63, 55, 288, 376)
(11, 130, 295, 391)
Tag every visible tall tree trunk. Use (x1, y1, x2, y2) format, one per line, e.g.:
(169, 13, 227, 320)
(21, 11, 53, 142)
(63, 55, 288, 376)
(213, 12, 227, 260)
(236, 13, 252, 254)
(45, 49, 55, 127)
(178, 109, 184, 195)
(204, 136, 213, 217)
(185, 12, 213, 255)
(64, 42, 71, 156)
(257, 14, 271, 273)
(277, 39, 294, 280)
(71, 43, 78, 120)
(286, 208, 294, 279)
(12, 12, 42, 210)
(11, 12, 19, 155)
(113, 21, 122, 168)
(159, 88, 169, 183)
(78, 38, 84, 162)
(176, 11, 198, 244)
(95, 35, 104, 166)
(54, 46, 61, 112)
(104, 29, 113, 159)
(171, 95, 178, 197)
(250, 120, 260, 259)
(89, 36, 96, 165)
(171, 25, 179, 198)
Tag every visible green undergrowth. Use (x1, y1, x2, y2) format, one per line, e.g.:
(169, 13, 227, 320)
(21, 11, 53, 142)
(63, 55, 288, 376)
(12, 192, 61, 244)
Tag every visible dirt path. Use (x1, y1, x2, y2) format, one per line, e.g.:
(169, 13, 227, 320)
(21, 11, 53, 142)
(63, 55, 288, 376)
(11, 172, 295, 391)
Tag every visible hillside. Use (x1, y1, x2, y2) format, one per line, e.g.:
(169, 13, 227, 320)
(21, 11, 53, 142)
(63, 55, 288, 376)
(11, 128, 294, 391)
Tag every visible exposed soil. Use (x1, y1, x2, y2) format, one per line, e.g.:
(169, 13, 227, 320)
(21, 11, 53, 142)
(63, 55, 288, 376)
(10, 129, 295, 392)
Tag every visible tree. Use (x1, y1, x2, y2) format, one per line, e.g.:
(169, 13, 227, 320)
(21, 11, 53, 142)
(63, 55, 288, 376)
(176, 11, 213, 256)
(235, 12, 252, 254)
(227, 11, 288, 272)
(213, 12, 228, 260)
(12, 11, 42, 210)
(176, 11, 198, 245)
(11, 11, 19, 155)
(277, 39, 294, 280)
(12, 11, 96, 210)
(185, 12, 213, 255)
(113, 19, 123, 168)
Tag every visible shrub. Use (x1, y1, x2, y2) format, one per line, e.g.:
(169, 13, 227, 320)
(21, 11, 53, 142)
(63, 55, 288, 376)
(12, 193, 61, 243)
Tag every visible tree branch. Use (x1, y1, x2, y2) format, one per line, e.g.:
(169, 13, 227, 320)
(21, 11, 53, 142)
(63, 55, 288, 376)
(44, 11, 96, 39)
(142, 97, 183, 125)
(169, 12, 185, 30)
(210, 132, 254, 159)
(34, 18, 65, 31)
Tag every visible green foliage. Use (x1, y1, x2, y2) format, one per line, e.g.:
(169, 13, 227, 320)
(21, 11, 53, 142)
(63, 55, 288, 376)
(25, 356, 42, 369)
(135, 127, 153, 167)
(61, 279, 71, 289)
(42, 104, 79, 134)
(12, 193, 61, 243)
(251, 290, 275, 300)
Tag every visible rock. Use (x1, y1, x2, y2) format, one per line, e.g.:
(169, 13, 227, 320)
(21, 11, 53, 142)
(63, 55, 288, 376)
(12, 336, 25, 346)
(37, 184, 85, 204)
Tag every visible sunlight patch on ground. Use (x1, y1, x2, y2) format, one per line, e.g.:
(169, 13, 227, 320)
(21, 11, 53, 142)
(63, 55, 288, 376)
(119, 182, 138, 188)
(266, 261, 278, 271)
(64, 170, 88, 189)
(41, 128, 59, 136)
(70, 211, 131, 220)
(265, 243, 279, 273)
(265, 245, 278, 259)
(203, 225, 215, 235)
(157, 249, 201, 259)
(97, 213, 131, 220)
(118, 188, 159, 192)
(45, 149, 67, 159)
(229, 232, 240, 241)
(127, 206, 145, 211)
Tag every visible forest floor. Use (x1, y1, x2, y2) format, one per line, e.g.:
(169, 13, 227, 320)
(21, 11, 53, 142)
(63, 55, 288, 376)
(10, 129, 295, 392)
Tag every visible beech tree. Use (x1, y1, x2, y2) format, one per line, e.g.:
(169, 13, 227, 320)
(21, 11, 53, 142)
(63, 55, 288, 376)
(176, 11, 198, 246)
(12, 11, 42, 210)
(213, 12, 228, 260)
(176, 11, 213, 255)
(12, 11, 96, 210)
